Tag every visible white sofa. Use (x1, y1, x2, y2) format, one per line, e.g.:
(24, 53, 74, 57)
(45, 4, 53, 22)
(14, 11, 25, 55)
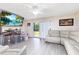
(0, 45, 9, 54)
(45, 30, 60, 44)
(1, 45, 27, 55)
(45, 30, 79, 55)
(63, 38, 79, 55)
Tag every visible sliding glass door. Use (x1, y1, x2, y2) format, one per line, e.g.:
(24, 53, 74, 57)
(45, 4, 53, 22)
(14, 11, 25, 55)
(33, 23, 40, 37)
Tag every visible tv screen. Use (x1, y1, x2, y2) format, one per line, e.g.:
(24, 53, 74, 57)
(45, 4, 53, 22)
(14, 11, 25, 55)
(0, 11, 24, 26)
(5, 14, 24, 26)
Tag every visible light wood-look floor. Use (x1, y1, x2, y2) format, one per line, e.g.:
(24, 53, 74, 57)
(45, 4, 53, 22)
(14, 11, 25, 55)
(9, 38, 67, 55)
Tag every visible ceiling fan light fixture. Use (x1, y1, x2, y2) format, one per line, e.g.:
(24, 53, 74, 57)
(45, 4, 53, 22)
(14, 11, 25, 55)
(33, 10, 40, 15)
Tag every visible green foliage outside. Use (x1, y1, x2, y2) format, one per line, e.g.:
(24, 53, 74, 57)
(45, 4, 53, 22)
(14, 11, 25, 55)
(33, 23, 40, 31)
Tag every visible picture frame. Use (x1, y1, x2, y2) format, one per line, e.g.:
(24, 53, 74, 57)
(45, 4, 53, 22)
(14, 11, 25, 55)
(59, 18, 74, 26)
(27, 23, 31, 26)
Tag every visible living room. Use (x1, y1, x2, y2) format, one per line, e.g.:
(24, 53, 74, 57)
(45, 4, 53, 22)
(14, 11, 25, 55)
(0, 3, 79, 55)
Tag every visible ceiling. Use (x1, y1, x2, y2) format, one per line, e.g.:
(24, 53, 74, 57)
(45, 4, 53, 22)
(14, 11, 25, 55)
(0, 3, 79, 20)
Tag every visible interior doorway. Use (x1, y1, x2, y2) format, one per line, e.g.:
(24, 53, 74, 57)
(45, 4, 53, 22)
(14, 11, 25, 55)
(33, 23, 40, 37)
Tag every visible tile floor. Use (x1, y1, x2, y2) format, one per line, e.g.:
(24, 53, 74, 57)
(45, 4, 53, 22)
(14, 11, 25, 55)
(9, 38, 67, 55)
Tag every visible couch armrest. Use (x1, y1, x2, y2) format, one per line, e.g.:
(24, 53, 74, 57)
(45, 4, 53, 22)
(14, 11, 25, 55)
(1, 45, 27, 55)
(0, 45, 9, 54)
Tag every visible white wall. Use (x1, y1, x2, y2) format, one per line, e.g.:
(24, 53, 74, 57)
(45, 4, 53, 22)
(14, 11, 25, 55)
(39, 15, 79, 38)
(50, 17, 76, 31)
(40, 22, 51, 38)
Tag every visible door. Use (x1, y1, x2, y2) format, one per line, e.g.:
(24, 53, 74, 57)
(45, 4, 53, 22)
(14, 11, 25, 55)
(33, 23, 40, 37)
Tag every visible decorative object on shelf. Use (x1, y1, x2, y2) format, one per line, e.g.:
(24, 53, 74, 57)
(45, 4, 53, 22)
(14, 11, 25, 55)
(59, 18, 74, 26)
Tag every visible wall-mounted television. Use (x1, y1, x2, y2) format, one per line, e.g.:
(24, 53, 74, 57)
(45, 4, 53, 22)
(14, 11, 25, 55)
(5, 14, 24, 26)
(0, 11, 24, 26)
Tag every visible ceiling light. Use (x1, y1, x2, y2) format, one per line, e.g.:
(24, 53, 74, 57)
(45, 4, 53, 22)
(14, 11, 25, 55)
(33, 9, 41, 15)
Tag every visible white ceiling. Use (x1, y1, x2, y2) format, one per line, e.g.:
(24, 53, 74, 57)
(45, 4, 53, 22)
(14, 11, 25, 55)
(0, 3, 79, 20)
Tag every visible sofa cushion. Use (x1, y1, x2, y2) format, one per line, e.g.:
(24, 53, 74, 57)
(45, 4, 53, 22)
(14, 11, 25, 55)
(1, 45, 27, 55)
(0, 45, 9, 54)
(48, 30, 59, 37)
(60, 37, 69, 45)
(60, 31, 70, 38)
(45, 37, 60, 44)
(69, 31, 79, 43)
(63, 39, 79, 55)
